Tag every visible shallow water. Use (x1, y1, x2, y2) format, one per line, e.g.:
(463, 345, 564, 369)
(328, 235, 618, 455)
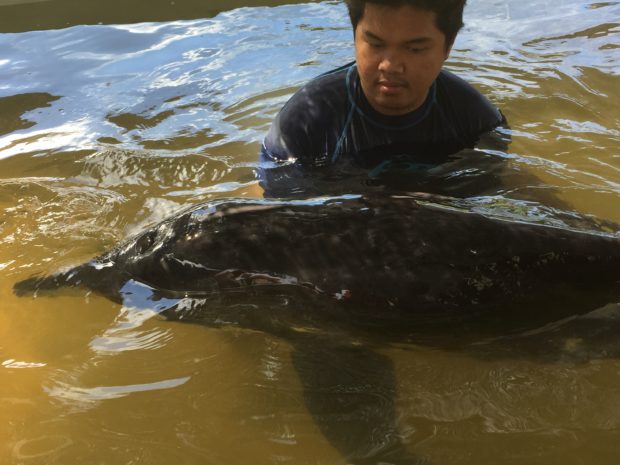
(1, 0, 620, 464)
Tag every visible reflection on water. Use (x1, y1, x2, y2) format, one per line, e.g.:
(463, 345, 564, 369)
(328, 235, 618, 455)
(1, 0, 620, 464)
(46, 376, 191, 403)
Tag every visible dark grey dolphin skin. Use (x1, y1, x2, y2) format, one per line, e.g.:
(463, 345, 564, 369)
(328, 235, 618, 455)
(14, 193, 620, 321)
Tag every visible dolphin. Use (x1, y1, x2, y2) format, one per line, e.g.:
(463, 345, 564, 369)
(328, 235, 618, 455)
(14, 193, 620, 327)
(13, 193, 620, 464)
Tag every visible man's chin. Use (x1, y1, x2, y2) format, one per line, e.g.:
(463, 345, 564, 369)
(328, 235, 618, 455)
(370, 97, 415, 116)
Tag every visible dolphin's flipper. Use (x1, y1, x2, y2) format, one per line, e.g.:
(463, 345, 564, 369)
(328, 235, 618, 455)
(290, 335, 429, 464)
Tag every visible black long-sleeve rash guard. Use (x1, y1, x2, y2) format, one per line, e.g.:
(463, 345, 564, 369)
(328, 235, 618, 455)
(260, 62, 505, 194)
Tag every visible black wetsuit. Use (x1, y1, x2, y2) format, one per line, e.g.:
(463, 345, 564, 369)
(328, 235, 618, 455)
(260, 62, 505, 195)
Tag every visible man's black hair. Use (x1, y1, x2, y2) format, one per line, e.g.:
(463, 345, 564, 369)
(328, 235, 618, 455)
(344, 0, 466, 48)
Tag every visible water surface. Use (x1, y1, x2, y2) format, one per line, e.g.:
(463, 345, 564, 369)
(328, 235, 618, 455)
(1, 0, 619, 464)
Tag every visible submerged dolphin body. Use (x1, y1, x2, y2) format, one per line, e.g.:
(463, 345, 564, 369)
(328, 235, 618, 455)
(13, 193, 620, 465)
(14, 194, 620, 326)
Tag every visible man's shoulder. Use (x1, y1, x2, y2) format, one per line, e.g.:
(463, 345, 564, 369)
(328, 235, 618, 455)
(279, 63, 352, 119)
(435, 69, 504, 130)
(264, 63, 353, 161)
(436, 69, 487, 99)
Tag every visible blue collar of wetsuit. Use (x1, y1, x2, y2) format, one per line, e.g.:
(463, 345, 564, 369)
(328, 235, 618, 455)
(345, 63, 437, 130)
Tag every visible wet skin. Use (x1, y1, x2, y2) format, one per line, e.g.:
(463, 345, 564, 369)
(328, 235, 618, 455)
(14, 194, 620, 326)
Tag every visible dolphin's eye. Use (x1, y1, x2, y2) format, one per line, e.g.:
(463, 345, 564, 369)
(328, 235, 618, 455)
(135, 230, 156, 255)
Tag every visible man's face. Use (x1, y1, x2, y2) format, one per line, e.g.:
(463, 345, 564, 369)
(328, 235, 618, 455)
(354, 3, 451, 116)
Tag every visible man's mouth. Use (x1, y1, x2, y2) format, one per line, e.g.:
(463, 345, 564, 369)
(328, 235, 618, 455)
(377, 80, 407, 93)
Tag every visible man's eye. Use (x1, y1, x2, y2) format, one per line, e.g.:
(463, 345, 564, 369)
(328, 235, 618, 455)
(368, 41, 383, 48)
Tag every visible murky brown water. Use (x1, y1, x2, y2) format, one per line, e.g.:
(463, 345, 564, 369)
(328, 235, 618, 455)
(1, 0, 620, 464)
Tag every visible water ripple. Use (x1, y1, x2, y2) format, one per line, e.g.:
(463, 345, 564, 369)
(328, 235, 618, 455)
(45, 376, 191, 402)
(0, 3, 351, 158)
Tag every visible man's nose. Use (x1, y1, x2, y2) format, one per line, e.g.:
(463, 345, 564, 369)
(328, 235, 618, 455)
(378, 49, 405, 74)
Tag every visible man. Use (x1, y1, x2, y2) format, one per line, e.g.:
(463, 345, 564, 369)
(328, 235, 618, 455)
(259, 0, 505, 196)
